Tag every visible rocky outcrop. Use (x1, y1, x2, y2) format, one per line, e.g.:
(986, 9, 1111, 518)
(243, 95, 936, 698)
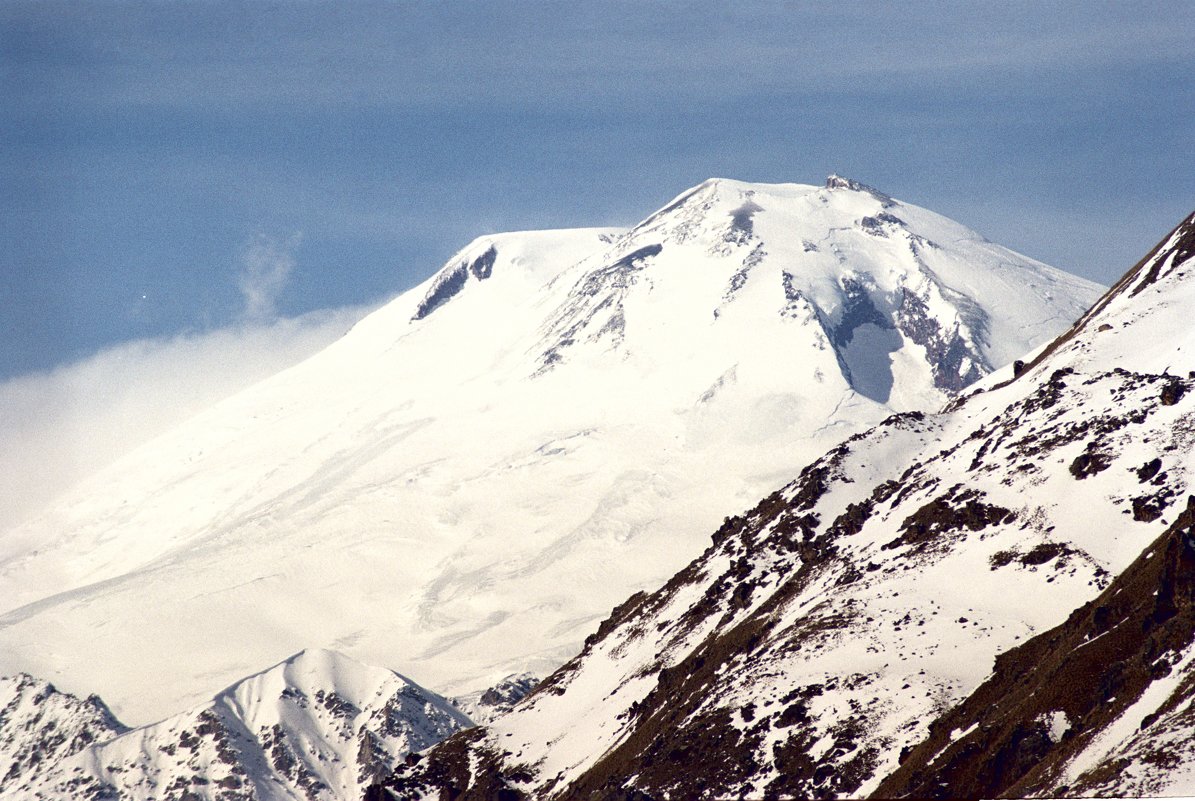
(412, 244, 499, 320)
(450, 674, 540, 725)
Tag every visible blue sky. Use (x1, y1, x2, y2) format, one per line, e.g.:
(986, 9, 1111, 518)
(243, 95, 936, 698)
(2, 1, 1194, 381)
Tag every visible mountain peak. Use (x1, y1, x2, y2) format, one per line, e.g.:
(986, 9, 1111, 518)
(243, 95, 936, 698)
(534, 176, 1100, 400)
(0, 673, 130, 792)
(8, 651, 472, 800)
(379, 209, 1195, 801)
(0, 177, 1102, 733)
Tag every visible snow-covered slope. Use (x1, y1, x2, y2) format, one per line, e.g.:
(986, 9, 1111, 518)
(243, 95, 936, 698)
(8, 649, 470, 801)
(0, 176, 1101, 727)
(382, 211, 1195, 799)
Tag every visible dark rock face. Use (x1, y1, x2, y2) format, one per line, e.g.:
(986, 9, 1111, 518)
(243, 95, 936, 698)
(477, 676, 538, 711)
(1161, 379, 1187, 406)
(449, 674, 541, 725)
(467, 245, 498, 280)
(881, 487, 1015, 557)
(265, 720, 331, 798)
(717, 242, 766, 313)
(831, 275, 894, 348)
(381, 729, 532, 801)
(1069, 448, 1113, 479)
(860, 211, 904, 237)
(607, 244, 664, 273)
(895, 287, 988, 392)
(787, 268, 993, 403)
(412, 245, 499, 321)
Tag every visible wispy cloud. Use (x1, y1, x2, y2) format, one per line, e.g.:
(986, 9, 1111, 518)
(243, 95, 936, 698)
(0, 305, 373, 532)
(238, 231, 301, 321)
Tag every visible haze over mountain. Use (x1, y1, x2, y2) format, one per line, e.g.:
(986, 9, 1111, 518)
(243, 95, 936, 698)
(381, 211, 1195, 799)
(0, 176, 1100, 739)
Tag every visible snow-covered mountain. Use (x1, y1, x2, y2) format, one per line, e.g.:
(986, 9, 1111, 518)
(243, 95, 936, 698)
(0, 673, 128, 790)
(0, 176, 1101, 729)
(380, 211, 1195, 799)
(6, 649, 470, 801)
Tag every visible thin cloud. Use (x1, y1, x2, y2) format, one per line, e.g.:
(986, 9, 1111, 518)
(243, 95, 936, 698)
(238, 231, 301, 321)
(6, 3, 1190, 116)
(0, 305, 374, 532)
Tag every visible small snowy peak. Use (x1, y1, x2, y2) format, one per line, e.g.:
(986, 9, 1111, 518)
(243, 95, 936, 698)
(0, 674, 128, 793)
(13, 650, 470, 801)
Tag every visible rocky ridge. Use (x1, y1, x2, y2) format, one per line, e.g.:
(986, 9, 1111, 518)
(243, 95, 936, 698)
(0, 673, 129, 790)
(449, 674, 540, 726)
(5, 650, 471, 801)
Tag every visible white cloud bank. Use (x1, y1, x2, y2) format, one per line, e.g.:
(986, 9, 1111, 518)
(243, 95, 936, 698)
(0, 305, 373, 531)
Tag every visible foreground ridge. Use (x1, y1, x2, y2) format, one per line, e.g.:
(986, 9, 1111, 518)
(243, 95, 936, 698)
(877, 495, 1195, 798)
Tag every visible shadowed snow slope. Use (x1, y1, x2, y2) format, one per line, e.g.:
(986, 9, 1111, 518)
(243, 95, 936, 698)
(0, 177, 1100, 727)
(381, 212, 1195, 799)
(7, 649, 470, 801)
